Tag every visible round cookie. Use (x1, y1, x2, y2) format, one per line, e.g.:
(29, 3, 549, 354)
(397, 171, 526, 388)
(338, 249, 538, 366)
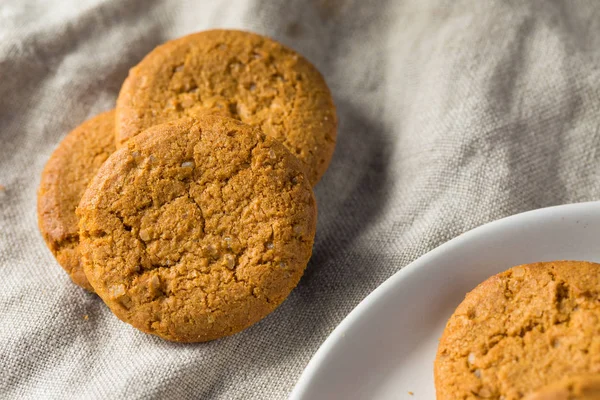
(434, 261, 600, 400)
(115, 29, 337, 186)
(37, 110, 116, 291)
(78, 115, 317, 342)
(525, 375, 600, 400)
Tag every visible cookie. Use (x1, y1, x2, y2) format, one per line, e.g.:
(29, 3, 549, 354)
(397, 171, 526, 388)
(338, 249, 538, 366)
(37, 110, 116, 291)
(115, 29, 337, 185)
(524, 375, 600, 400)
(434, 261, 600, 400)
(78, 115, 317, 342)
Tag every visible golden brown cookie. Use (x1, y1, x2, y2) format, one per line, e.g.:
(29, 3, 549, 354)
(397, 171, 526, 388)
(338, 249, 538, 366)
(434, 261, 600, 400)
(115, 29, 337, 185)
(78, 115, 317, 342)
(524, 375, 600, 400)
(37, 110, 116, 291)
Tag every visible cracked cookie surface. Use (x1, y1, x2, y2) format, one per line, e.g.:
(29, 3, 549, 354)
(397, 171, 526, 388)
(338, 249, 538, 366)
(37, 110, 116, 291)
(115, 29, 337, 185)
(434, 261, 600, 400)
(524, 374, 600, 400)
(78, 115, 317, 342)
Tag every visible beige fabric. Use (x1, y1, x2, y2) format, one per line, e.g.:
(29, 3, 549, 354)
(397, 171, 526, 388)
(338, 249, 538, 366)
(2, 0, 600, 398)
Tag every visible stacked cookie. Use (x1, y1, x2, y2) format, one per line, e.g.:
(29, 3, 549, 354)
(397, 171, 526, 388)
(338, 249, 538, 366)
(37, 30, 337, 342)
(435, 261, 600, 399)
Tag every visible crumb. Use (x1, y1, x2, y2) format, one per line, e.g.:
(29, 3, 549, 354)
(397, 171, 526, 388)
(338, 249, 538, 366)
(83, 314, 89, 320)
(0, 184, 5, 191)
(408, 391, 414, 395)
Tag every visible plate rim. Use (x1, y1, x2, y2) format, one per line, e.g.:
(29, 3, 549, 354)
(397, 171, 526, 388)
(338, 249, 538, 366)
(289, 201, 598, 399)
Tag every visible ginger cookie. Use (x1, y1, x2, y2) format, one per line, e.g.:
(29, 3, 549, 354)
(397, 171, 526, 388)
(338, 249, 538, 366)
(115, 29, 337, 185)
(37, 110, 116, 291)
(434, 261, 600, 400)
(525, 375, 600, 400)
(78, 115, 317, 342)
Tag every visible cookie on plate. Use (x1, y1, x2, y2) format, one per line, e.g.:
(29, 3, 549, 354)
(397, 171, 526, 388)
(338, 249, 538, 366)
(78, 115, 317, 342)
(37, 110, 116, 291)
(115, 29, 337, 185)
(434, 261, 600, 400)
(524, 375, 600, 400)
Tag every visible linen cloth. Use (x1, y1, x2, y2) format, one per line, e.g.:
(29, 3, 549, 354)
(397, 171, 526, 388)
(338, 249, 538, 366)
(2, 0, 600, 398)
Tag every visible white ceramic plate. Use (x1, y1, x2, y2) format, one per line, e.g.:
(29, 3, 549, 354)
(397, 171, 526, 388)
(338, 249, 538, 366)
(290, 202, 600, 400)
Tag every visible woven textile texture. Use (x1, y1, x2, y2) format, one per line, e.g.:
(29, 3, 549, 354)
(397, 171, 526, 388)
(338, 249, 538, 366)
(2, 0, 600, 398)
